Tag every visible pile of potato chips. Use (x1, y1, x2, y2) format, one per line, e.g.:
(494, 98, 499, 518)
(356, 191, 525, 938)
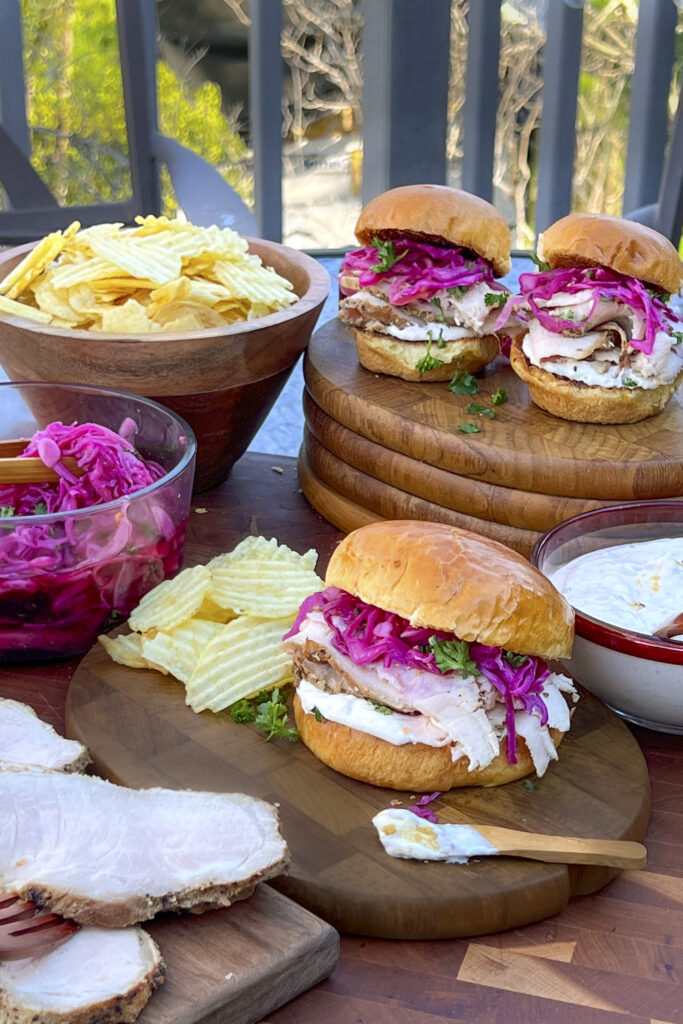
(99, 535, 322, 713)
(0, 216, 296, 333)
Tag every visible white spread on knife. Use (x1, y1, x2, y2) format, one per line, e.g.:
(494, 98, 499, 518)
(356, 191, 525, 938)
(372, 808, 497, 863)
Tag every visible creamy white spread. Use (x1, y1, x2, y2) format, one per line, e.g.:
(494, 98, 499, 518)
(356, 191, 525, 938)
(549, 537, 683, 636)
(372, 808, 497, 863)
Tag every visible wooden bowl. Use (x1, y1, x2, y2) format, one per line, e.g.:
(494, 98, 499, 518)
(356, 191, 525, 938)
(0, 238, 330, 490)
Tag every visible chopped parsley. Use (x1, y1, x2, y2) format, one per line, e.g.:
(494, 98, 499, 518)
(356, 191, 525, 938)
(504, 650, 528, 668)
(33, 501, 48, 516)
(431, 297, 446, 322)
(371, 702, 393, 715)
(467, 402, 496, 419)
(622, 377, 638, 389)
(530, 253, 551, 272)
(429, 636, 478, 676)
(457, 422, 481, 434)
(672, 331, 683, 345)
(524, 779, 535, 791)
(447, 362, 479, 394)
(312, 706, 325, 723)
(228, 687, 298, 741)
(447, 285, 468, 300)
(0, 506, 15, 518)
(427, 328, 447, 349)
(484, 291, 510, 308)
(492, 388, 508, 406)
(416, 334, 445, 374)
(370, 236, 408, 273)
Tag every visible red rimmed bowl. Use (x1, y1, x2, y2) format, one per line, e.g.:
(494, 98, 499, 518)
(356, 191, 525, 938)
(532, 501, 683, 733)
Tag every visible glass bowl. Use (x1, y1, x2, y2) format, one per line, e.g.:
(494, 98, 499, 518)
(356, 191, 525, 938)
(0, 382, 196, 661)
(531, 501, 683, 733)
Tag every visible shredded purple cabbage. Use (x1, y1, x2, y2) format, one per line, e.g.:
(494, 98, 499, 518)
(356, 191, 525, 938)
(0, 420, 185, 658)
(340, 238, 503, 305)
(285, 587, 552, 764)
(494, 265, 682, 356)
(409, 791, 443, 823)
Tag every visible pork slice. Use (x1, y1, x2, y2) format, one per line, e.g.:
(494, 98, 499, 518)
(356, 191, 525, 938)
(0, 698, 90, 773)
(0, 769, 289, 927)
(0, 925, 163, 1024)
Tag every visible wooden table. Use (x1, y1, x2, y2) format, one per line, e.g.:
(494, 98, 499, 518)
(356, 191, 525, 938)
(3, 452, 683, 1024)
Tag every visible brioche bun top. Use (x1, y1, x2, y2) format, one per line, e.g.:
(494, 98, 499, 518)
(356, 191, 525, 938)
(354, 184, 512, 277)
(538, 212, 683, 295)
(325, 520, 574, 660)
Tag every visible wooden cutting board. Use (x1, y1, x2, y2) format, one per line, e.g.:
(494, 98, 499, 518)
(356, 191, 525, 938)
(305, 320, 683, 501)
(304, 392, 613, 533)
(66, 643, 651, 940)
(300, 432, 542, 556)
(141, 886, 338, 1024)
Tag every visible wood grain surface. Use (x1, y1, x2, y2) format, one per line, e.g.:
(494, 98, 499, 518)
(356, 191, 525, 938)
(300, 430, 542, 556)
(66, 640, 651, 940)
(141, 886, 338, 1024)
(304, 320, 683, 500)
(5, 455, 683, 1024)
(303, 392, 613, 532)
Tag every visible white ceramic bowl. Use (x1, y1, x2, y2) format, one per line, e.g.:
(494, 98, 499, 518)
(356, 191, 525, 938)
(532, 501, 683, 733)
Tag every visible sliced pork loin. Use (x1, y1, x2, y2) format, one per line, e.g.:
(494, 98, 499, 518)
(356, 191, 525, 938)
(0, 698, 90, 772)
(0, 925, 164, 1024)
(0, 768, 289, 928)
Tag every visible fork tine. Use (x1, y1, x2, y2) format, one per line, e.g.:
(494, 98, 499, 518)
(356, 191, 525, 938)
(0, 898, 35, 923)
(0, 921, 79, 961)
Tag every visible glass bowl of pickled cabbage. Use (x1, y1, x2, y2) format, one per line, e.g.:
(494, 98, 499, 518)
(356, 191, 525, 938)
(0, 382, 195, 660)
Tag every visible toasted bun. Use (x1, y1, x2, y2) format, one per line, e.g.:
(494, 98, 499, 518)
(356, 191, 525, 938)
(355, 185, 511, 277)
(353, 326, 499, 381)
(325, 520, 574, 660)
(538, 212, 683, 295)
(509, 335, 683, 424)
(293, 693, 564, 790)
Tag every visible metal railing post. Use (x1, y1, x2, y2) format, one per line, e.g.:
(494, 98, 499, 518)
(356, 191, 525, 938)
(250, 0, 283, 242)
(461, 0, 501, 202)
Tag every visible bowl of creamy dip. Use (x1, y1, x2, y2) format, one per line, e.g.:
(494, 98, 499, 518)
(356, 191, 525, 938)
(532, 501, 683, 733)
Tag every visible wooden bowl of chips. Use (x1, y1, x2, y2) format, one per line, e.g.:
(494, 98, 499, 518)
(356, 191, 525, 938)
(0, 222, 330, 490)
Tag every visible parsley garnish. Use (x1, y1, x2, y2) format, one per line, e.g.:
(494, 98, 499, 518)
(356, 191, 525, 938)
(370, 236, 408, 274)
(530, 253, 551, 271)
(484, 291, 510, 308)
(672, 331, 683, 345)
(429, 637, 478, 675)
(467, 402, 495, 419)
(504, 650, 528, 668)
(492, 388, 508, 406)
(447, 361, 479, 394)
(312, 706, 325, 723)
(416, 334, 445, 374)
(447, 285, 468, 299)
(228, 687, 298, 741)
(524, 779, 535, 791)
(432, 297, 446, 322)
(457, 422, 481, 434)
(33, 501, 48, 516)
(371, 702, 393, 715)
(622, 377, 638, 389)
(0, 506, 15, 518)
(426, 328, 446, 349)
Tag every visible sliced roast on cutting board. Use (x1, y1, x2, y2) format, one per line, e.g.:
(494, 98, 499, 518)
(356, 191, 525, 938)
(0, 768, 289, 928)
(0, 925, 164, 1024)
(0, 697, 90, 772)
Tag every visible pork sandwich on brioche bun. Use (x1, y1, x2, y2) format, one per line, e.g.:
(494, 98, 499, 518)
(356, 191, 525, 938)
(338, 185, 512, 382)
(496, 212, 683, 423)
(283, 521, 578, 792)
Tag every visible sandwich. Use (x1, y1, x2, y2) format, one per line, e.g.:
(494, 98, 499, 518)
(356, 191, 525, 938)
(338, 184, 512, 381)
(496, 212, 683, 423)
(283, 521, 577, 791)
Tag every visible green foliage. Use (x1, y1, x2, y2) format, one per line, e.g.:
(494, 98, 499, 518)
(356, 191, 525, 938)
(20, 0, 251, 213)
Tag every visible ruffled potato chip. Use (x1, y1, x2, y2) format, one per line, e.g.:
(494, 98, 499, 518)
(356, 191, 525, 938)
(128, 564, 212, 634)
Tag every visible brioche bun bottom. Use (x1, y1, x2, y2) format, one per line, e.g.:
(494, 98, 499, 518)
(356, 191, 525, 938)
(293, 692, 564, 790)
(510, 336, 682, 424)
(354, 327, 498, 382)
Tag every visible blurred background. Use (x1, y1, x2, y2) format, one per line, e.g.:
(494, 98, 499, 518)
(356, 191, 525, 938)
(9, 0, 683, 253)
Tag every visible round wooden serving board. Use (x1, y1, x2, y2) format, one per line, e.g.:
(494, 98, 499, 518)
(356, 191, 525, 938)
(66, 644, 651, 940)
(304, 320, 683, 501)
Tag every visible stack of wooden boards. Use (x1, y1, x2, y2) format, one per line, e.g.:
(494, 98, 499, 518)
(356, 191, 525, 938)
(299, 321, 683, 556)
